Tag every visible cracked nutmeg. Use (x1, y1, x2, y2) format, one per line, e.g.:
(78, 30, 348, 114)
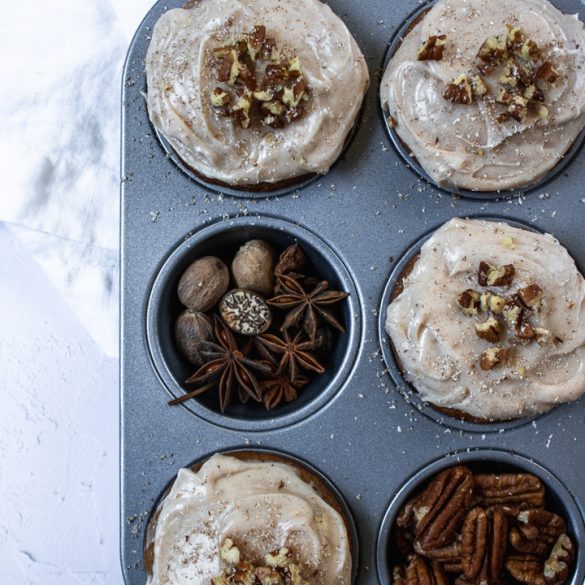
(391, 466, 576, 585)
(210, 25, 311, 129)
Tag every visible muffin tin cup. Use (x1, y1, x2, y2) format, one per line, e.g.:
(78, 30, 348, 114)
(146, 215, 362, 432)
(376, 448, 585, 585)
(144, 446, 360, 584)
(379, 0, 585, 201)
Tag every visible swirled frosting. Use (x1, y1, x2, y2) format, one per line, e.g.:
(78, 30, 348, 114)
(145, 0, 369, 187)
(385, 218, 585, 421)
(146, 454, 351, 585)
(380, 0, 585, 191)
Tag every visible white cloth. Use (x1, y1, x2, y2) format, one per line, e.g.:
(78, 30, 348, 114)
(0, 0, 153, 357)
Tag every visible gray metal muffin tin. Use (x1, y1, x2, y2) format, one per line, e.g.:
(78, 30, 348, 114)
(121, 1, 585, 583)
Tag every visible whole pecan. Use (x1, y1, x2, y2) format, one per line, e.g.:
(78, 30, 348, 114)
(474, 474, 545, 508)
(510, 510, 566, 556)
(461, 506, 508, 582)
(400, 466, 474, 552)
(544, 534, 575, 585)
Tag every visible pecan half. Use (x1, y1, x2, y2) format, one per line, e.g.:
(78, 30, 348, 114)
(544, 534, 575, 585)
(506, 554, 546, 585)
(474, 474, 545, 508)
(412, 466, 475, 551)
(417, 35, 447, 61)
(405, 555, 450, 585)
(461, 506, 508, 582)
(510, 510, 566, 556)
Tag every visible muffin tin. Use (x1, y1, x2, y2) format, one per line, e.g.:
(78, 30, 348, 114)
(121, 0, 585, 583)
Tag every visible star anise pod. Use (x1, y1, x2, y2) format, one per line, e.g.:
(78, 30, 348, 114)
(261, 371, 310, 409)
(256, 330, 325, 382)
(170, 315, 271, 412)
(267, 274, 348, 341)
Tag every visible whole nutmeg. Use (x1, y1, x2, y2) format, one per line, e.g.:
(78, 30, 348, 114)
(177, 256, 229, 312)
(174, 310, 215, 366)
(231, 240, 275, 297)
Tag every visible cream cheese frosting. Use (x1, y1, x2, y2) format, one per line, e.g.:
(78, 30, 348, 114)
(145, 0, 369, 187)
(380, 0, 585, 192)
(385, 218, 585, 421)
(146, 453, 351, 585)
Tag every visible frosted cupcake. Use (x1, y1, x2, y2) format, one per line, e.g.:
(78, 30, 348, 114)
(380, 0, 585, 191)
(146, 0, 369, 191)
(385, 218, 585, 421)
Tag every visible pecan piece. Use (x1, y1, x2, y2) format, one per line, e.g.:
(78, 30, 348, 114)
(534, 327, 554, 346)
(477, 35, 507, 74)
(478, 262, 515, 287)
(536, 62, 560, 85)
(544, 534, 575, 585)
(499, 60, 534, 90)
(480, 347, 509, 370)
(417, 35, 447, 61)
(475, 317, 502, 343)
(503, 299, 525, 329)
(457, 290, 481, 316)
(517, 284, 543, 310)
(474, 474, 545, 508)
(444, 75, 474, 105)
(479, 292, 506, 314)
(471, 75, 489, 98)
(412, 466, 475, 551)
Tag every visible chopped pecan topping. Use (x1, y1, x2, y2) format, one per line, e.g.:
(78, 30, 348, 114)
(444, 74, 474, 105)
(517, 284, 543, 310)
(536, 61, 560, 85)
(475, 316, 502, 343)
(544, 534, 575, 585)
(479, 292, 506, 314)
(457, 290, 481, 316)
(478, 262, 515, 287)
(477, 35, 508, 74)
(213, 541, 310, 585)
(524, 84, 545, 102)
(210, 26, 310, 129)
(508, 94, 530, 122)
(471, 75, 489, 97)
(499, 60, 534, 90)
(417, 35, 447, 61)
(507, 27, 541, 63)
(503, 299, 524, 329)
(534, 327, 554, 346)
(480, 347, 509, 370)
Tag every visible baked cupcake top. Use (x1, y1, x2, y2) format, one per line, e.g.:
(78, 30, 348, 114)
(385, 218, 585, 421)
(145, 0, 369, 188)
(380, 0, 585, 192)
(146, 453, 351, 585)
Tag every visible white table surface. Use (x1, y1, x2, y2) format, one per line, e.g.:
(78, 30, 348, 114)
(0, 1, 155, 583)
